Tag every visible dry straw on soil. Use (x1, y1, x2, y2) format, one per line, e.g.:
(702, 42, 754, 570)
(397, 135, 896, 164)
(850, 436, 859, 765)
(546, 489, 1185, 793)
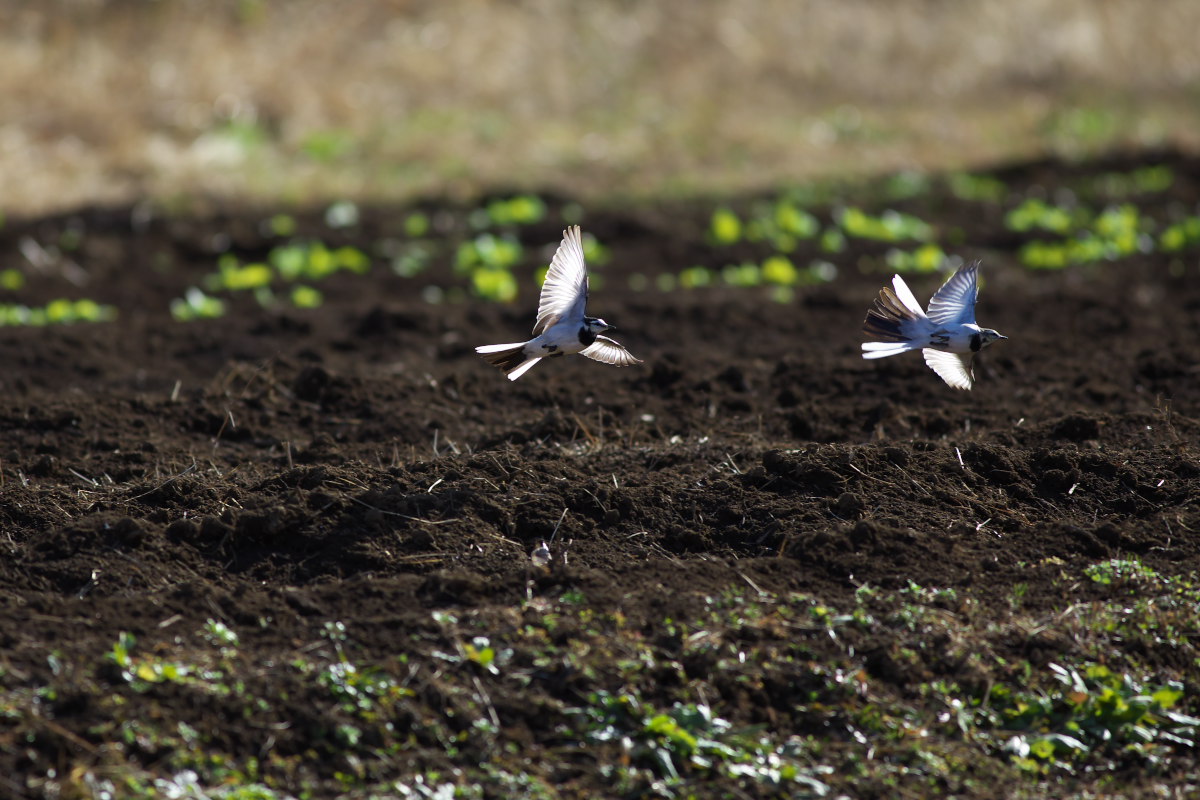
(2, 0, 1200, 215)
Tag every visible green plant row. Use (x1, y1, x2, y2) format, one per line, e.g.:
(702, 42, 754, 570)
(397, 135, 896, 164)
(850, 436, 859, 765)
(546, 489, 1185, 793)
(0, 298, 117, 326)
(170, 240, 368, 320)
(4, 170, 1197, 327)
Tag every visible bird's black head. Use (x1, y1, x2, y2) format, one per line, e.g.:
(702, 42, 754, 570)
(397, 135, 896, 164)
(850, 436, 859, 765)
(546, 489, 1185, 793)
(583, 316, 612, 334)
(979, 328, 1006, 348)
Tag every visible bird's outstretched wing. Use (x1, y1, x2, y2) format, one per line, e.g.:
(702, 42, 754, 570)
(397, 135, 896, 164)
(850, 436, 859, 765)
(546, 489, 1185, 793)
(890, 274, 926, 319)
(926, 262, 979, 327)
(533, 226, 589, 336)
(922, 349, 974, 390)
(580, 335, 642, 367)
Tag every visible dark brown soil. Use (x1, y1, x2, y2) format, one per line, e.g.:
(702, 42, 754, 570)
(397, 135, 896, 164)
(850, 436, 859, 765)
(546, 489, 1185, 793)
(2, 152, 1199, 798)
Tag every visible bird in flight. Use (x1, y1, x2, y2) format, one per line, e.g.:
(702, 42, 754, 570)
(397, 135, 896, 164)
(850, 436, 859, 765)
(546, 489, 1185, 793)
(861, 261, 1006, 390)
(476, 225, 642, 380)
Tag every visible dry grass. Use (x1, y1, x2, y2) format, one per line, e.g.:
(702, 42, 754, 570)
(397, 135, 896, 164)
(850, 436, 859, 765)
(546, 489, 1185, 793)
(3, 0, 1200, 215)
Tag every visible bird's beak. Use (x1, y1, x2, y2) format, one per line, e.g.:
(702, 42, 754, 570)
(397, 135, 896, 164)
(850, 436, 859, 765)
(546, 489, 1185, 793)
(605, 324, 616, 331)
(998, 334, 1008, 340)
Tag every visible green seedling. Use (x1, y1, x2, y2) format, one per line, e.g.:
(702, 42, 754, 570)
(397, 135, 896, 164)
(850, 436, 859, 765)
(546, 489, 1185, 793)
(1041, 106, 1117, 150)
(171, 287, 227, 321)
(404, 211, 430, 238)
(575, 691, 831, 792)
(769, 286, 794, 304)
(761, 255, 798, 286)
(947, 172, 1006, 203)
(270, 241, 370, 280)
(819, 227, 846, 253)
(709, 196, 824, 254)
(1019, 204, 1151, 268)
(1083, 557, 1161, 586)
(202, 620, 239, 649)
(59, 227, 83, 251)
(206, 254, 273, 291)
(317, 660, 412, 716)
(463, 636, 509, 676)
(431, 634, 511, 677)
(993, 663, 1198, 774)
(773, 200, 820, 239)
(455, 233, 522, 274)
(252, 286, 275, 307)
(205, 119, 268, 155)
(580, 231, 610, 265)
(679, 265, 715, 289)
(0, 268, 23, 290)
(1018, 241, 1073, 270)
(264, 213, 297, 237)
(471, 267, 518, 303)
(301, 129, 357, 162)
(837, 207, 933, 242)
(289, 285, 323, 309)
(807, 259, 838, 283)
(1005, 198, 1081, 235)
(885, 242, 946, 273)
(1160, 216, 1200, 252)
(34, 299, 108, 324)
(709, 207, 742, 245)
(391, 241, 433, 279)
(884, 170, 931, 200)
(1091, 165, 1174, 198)
(106, 631, 190, 687)
(109, 631, 135, 676)
(560, 201, 585, 224)
(270, 245, 306, 279)
(742, 199, 820, 252)
(0, 305, 38, 326)
(1130, 165, 1173, 193)
(325, 200, 360, 229)
(486, 194, 547, 226)
(0, 298, 117, 326)
(721, 262, 761, 288)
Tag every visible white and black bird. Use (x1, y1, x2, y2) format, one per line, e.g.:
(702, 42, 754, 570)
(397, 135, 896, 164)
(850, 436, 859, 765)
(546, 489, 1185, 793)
(861, 261, 1006, 390)
(475, 225, 642, 380)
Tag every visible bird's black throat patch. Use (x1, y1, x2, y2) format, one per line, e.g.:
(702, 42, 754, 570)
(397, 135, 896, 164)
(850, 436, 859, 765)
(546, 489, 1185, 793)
(578, 327, 597, 347)
(969, 333, 983, 352)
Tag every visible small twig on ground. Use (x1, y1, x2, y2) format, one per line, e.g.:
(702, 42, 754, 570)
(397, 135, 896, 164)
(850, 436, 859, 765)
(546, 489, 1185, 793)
(346, 494, 460, 525)
(571, 413, 599, 448)
(549, 508, 568, 544)
(127, 461, 197, 501)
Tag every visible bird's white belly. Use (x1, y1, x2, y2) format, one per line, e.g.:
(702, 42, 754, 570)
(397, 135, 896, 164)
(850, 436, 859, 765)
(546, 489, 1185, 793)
(534, 326, 586, 356)
(929, 324, 981, 353)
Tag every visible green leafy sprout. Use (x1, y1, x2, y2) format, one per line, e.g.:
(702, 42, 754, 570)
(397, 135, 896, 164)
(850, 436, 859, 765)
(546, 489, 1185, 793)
(991, 663, 1198, 774)
(0, 268, 24, 290)
(171, 287, 228, 321)
(0, 298, 117, 326)
(574, 690, 832, 794)
(172, 240, 370, 319)
(1018, 203, 1153, 269)
(836, 206, 934, 242)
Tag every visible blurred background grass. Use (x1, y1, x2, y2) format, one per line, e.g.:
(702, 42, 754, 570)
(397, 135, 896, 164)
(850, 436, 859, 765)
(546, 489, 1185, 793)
(3, 0, 1199, 216)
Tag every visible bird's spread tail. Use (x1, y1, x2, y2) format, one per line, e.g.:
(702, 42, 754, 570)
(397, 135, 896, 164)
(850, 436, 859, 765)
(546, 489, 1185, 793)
(859, 277, 931, 362)
(861, 275, 931, 360)
(861, 341, 922, 360)
(862, 284, 924, 344)
(475, 343, 540, 380)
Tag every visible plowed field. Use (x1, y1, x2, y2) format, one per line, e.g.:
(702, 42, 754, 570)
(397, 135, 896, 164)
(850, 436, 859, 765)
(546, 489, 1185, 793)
(3, 153, 1199, 799)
